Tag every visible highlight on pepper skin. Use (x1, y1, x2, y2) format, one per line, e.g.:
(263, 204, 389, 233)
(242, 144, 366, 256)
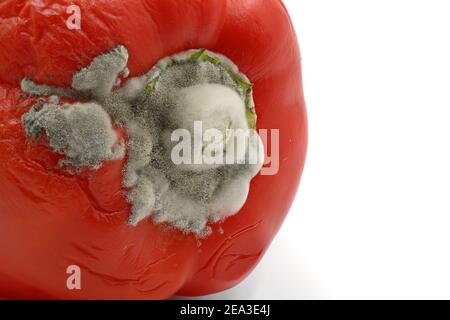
(0, 0, 307, 299)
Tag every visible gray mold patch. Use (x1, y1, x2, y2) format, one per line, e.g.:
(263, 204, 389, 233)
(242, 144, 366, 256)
(20, 46, 263, 236)
(22, 99, 123, 170)
(72, 45, 129, 98)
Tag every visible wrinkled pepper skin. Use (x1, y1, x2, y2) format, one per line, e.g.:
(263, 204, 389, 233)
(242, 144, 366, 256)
(0, 0, 307, 299)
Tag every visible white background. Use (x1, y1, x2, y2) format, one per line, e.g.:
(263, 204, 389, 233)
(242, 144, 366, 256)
(200, 0, 450, 299)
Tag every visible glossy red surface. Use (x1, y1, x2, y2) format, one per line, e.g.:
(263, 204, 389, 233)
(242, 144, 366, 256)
(0, 0, 307, 299)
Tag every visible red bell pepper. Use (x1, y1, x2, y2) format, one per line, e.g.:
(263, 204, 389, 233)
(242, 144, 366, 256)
(0, 0, 307, 299)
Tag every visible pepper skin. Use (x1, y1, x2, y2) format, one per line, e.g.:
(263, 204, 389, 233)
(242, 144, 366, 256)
(0, 0, 307, 299)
